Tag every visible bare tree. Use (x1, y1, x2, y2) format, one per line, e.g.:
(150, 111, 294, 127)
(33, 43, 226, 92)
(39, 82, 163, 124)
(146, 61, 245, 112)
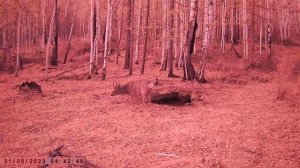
(183, 0, 198, 81)
(124, 0, 132, 70)
(50, 0, 59, 66)
(15, 14, 21, 77)
(45, 1, 57, 80)
(134, 0, 142, 64)
(41, 0, 46, 49)
(88, 0, 96, 78)
(102, 0, 112, 80)
(63, 1, 77, 64)
(140, 0, 150, 74)
(167, 0, 175, 77)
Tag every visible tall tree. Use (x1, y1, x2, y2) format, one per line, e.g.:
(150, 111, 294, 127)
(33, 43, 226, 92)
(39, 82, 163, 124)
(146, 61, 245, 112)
(124, 0, 132, 70)
(134, 0, 142, 64)
(128, 0, 134, 75)
(160, 0, 168, 70)
(15, 14, 21, 77)
(63, 1, 77, 64)
(45, 1, 57, 80)
(167, 0, 175, 77)
(242, 0, 249, 61)
(88, 0, 96, 78)
(50, 0, 59, 66)
(140, 0, 150, 74)
(183, 0, 198, 81)
(102, 0, 112, 80)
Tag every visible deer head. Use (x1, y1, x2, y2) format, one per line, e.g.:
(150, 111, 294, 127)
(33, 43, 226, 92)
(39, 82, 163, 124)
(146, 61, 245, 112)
(111, 82, 127, 96)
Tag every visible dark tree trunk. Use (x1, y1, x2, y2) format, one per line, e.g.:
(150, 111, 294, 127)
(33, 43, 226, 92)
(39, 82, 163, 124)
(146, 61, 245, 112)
(183, 1, 198, 81)
(140, 0, 150, 74)
(124, 0, 132, 69)
(50, 0, 59, 66)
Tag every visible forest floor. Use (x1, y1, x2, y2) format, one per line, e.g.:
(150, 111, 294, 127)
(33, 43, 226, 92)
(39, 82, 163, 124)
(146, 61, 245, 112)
(0, 41, 299, 168)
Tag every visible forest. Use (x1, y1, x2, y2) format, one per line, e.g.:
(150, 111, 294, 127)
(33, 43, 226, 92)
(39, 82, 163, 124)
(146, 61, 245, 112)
(0, 0, 299, 167)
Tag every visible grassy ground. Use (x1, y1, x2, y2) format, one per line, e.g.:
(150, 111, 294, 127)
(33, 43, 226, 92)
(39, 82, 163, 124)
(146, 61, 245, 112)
(0, 42, 299, 168)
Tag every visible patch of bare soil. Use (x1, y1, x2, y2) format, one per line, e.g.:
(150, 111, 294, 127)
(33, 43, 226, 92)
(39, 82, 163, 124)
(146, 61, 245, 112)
(0, 43, 299, 168)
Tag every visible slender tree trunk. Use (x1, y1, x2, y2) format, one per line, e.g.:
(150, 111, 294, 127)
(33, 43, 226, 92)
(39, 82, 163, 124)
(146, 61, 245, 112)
(50, 0, 59, 66)
(102, 0, 112, 80)
(45, 2, 57, 80)
(160, 0, 168, 70)
(15, 14, 21, 77)
(259, 0, 263, 58)
(134, 0, 142, 64)
(94, 0, 101, 75)
(242, 0, 249, 61)
(141, 0, 150, 74)
(220, 0, 227, 54)
(63, 2, 77, 64)
(89, 0, 96, 77)
(128, 0, 134, 75)
(124, 0, 132, 69)
(116, 0, 124, 64)
(168, 0, 175, 77)
(41, 0, 46, 49)
(178, 0, 186, 67)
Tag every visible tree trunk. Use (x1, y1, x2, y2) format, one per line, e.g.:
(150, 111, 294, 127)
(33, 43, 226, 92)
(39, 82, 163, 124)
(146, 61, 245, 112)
(183, 0, 198, 81)
(41, 0, 46, 49)
(63, 2, 77, 64)
(45, 2, 57, 80)
(167, 0, 175, 77)
(196, 0, 213, 83)
(128, 0, 134, 75)
(102, 0, 112, 80)
(134, 0, 142, 64)
(124, 0, 132, 69)
(88, 0, 96, 78)
(242, 0, 249, 61)
(140, 0, 150, 74)
(220, 0, 227, 54)
(116, 0, 124, 64)
(50, 0, 59, 66)
(15, 14, 21, 77)
(160, 0, 168, 70)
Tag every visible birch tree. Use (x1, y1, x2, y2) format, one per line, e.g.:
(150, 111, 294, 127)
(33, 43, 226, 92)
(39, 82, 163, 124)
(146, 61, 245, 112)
(102, 0, 112, 80)
(45, 2, 57, 80)
(242, 0, 249, 61)
(160, 0, 168, 70)
(88, 0, 96, 78)
(183, 0, 198, 81)
(197, 0, 213, 83)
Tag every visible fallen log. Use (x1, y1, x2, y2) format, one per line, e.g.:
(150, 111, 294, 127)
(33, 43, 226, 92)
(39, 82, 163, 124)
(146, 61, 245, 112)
(151, 91, 191, 105)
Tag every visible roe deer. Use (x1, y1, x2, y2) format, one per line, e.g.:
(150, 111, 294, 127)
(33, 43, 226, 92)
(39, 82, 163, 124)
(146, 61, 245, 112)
(111, 78, 158, 104)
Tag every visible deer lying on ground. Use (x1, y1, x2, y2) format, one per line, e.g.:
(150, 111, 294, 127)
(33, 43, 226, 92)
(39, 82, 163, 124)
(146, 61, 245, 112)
(111, 78, 158, 104)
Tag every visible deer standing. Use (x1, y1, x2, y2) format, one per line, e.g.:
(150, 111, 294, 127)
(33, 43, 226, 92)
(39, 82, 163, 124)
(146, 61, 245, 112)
(111, 78, 158, 104)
